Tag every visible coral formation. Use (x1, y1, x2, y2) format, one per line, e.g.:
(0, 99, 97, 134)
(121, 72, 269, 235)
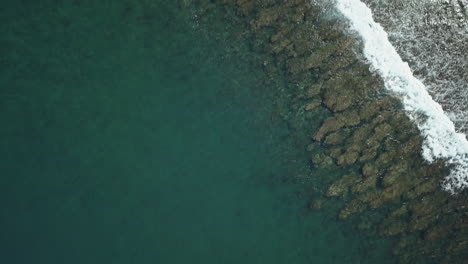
(183, 0, 468, 263)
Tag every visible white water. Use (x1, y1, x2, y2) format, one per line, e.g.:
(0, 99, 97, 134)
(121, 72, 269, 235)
(334, 0, 468, 193)
(361, 0, 468, 134)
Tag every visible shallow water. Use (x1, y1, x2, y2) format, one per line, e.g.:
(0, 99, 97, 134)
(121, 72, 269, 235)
(0, 1, 396, 263)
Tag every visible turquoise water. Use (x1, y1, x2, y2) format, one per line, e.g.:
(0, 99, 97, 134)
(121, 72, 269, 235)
(0, 1, 394, 263)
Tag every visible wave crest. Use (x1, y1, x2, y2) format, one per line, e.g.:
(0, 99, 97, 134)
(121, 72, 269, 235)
(335, 0, 468, 193)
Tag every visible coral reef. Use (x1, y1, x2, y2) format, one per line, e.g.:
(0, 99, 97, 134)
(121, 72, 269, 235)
(183, 0, 468, 263)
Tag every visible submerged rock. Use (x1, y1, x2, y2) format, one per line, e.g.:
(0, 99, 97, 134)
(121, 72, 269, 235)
(326, 172, 360, 197)
(311, 153, 334, 169)
(187, 0, 468, 262)
(304, 99, 321, 111)
(309, 198, 325, 210)
(339, 198, 367, 219)
(314, 110, 361, 141)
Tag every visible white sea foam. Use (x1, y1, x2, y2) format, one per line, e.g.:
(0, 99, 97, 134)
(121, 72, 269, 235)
(335, 0, 468, 193)
(360, 0, 468, 134)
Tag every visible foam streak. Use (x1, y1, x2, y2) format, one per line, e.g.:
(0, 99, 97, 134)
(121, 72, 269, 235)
(335, 0, 468, 192)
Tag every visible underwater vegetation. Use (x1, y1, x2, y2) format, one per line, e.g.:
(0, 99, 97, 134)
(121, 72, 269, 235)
(184, 0, 468, 263)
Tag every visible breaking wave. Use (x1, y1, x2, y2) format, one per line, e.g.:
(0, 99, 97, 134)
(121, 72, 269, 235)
(361, 0, 468, 134)
(334, 0, 468, 193)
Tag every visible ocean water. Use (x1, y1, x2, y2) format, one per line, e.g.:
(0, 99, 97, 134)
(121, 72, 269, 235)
(0, 1, 397, 264)
(335, 0, 468, 192)
(361, 0, 468, 133)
